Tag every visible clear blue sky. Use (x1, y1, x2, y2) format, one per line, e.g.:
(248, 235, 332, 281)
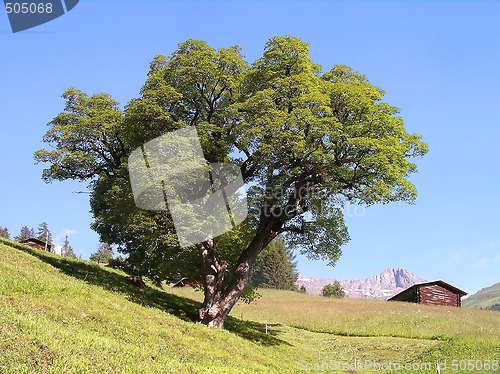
(1, 1, 499, 296)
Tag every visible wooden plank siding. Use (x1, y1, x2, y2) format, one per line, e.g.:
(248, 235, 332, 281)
(418, 284, 461, 307)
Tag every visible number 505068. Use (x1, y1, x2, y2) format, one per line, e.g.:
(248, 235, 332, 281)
(5, 2, 53, 14)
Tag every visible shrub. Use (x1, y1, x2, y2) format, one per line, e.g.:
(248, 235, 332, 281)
(321, 281, 345, 298)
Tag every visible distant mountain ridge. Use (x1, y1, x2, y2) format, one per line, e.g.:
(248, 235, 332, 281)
(297, 268, 426, 300)
(462, 282, 500, 311)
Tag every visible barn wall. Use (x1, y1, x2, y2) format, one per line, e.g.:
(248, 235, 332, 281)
(395, 288, 418, 303)
(25, 242, 45, 250)
(418, 285, 460, 307)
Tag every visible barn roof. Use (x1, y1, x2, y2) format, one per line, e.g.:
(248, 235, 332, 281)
(387, 280, 467, 301)
(172, 277, 188, 288)
(20, 237, 52, 250)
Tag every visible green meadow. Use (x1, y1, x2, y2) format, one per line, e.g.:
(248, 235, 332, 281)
(0, 238, 498, 373)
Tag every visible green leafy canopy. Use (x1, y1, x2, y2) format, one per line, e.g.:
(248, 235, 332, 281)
(35, 35, 428, 293)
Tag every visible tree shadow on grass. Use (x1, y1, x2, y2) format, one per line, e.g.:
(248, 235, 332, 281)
(225, 319, 286, 345)
(9, 240, 287, 347)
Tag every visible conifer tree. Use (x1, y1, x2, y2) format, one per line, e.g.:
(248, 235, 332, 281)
(36, 222, 54, 251)
(252, 237, 298, 290)
(61, 236, 77, 258)
(15, 226, 35, 241)
(89, 242, 114, 264)
(0, 226, 10, 239)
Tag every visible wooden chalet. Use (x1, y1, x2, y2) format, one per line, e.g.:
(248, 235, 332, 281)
(20, 238, 52, 252)
(387, 280, 467, 307)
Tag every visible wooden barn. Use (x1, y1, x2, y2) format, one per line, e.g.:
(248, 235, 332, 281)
(172, 277, 189, 288)
(20, 238, 52, 252)
(387, 280, 467, 307)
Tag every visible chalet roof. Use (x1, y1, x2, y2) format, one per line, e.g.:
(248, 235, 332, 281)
(20, 237, 52, 250)
(387, 280, 467, 301)
(172, 277, 188, 288)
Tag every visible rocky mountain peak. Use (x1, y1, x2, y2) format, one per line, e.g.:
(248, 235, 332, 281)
(296, 268, 426, 299)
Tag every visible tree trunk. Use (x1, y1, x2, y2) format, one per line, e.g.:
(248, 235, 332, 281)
(197, 219, 278, 328)
(197, 256, 254, 328)
(197, 239, 227, 326)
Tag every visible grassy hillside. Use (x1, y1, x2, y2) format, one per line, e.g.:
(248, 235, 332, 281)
(463, 282, 500, 311)
(0, 239, 298, 373)
(1, 238, 499, 373)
